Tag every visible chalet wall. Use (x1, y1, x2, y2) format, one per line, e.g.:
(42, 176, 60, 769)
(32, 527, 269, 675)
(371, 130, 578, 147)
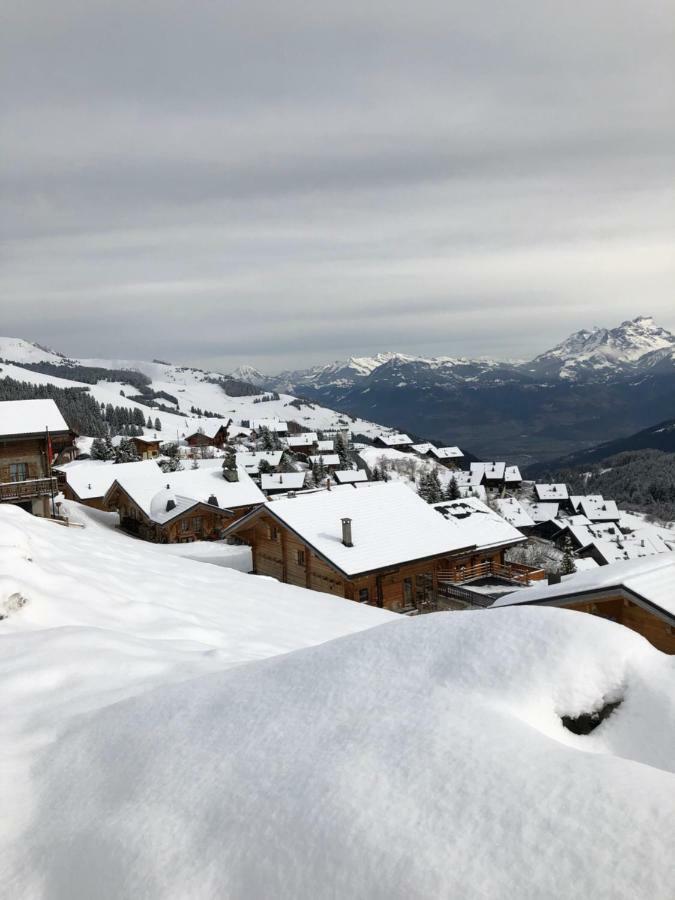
(0, 438, 47, 481)
(565, 595, 675, 655)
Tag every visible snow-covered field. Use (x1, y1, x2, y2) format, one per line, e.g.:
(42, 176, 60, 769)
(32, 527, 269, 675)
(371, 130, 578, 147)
(1, 503, 674, 898)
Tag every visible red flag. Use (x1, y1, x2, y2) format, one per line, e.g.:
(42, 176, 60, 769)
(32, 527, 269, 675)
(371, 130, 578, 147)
(46, 428, 54, 466)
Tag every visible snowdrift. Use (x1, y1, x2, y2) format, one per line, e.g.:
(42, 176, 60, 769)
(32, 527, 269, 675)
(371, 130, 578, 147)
(2, 505, 673, 900)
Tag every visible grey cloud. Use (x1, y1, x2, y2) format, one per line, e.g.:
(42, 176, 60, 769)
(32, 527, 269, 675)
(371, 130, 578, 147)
(1, 1, 673, 371)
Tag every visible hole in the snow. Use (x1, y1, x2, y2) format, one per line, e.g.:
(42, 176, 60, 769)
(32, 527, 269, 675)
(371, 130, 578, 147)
(561, 698, 623, 735)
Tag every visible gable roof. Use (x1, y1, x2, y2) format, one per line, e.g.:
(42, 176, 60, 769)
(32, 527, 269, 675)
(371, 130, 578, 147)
(308, 454, 340, 466)
(106, 464, 265, 523)
(535, 484, 569, 501)
(504, 465, 522, 483)
(250, 419, 288, 433)
(285, 433, 318, 448)
(227, 482, 521, 578)
(432, 497, 525, 550)
(376, 433, 412, 447)
(235, 451, 283, 473)
(333, 470, 368, 484)
(578, 496, 621, 522)
(185, 421, 227, 440)
(61, 459, 162, 501)
(261, 472, 306, 491)
(431, 446, 464, 460)
(528, 502, 560, 523)
(0, 399, 69, 437)
(470, 462, 506, 481)
(492, 552, 675, 624)
(493, 496, 535, 529)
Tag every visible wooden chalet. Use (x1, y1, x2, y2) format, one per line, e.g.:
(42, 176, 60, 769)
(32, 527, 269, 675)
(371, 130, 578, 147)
(0, 399, 76, 517)
(222, 482, 528, 612)
(284, 433, 318, 457)
(129, 435, 162, 459)
(185, 421, 230, 450)
(373, 433, 413, 451)
(494, 554, 675, 654)
(104, 464, 265, 543)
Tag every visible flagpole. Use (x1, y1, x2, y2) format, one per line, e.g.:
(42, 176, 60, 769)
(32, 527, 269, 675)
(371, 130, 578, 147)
(46, 426, 56, 518)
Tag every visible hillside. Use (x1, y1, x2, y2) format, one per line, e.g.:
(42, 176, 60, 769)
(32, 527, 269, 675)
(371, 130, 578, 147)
(529, 417, 675, 472)
(0, 337, 403, 447)
(2, 503, 674, 898)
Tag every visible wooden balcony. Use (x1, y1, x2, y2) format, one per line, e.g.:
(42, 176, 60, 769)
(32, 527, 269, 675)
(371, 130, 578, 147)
(437, 560, 545, 587)
(0, 477, 57, 502)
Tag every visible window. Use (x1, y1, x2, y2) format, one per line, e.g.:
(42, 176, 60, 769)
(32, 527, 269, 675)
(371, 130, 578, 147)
(359, 588, 369, 604)
(192, 516, 203, 533)
(9, 463, 29, 482)
(268, 525, 279, 542)
(403, 578, 413, 605)
(297, 549, 306, 565)
(180, 519, 190, 532)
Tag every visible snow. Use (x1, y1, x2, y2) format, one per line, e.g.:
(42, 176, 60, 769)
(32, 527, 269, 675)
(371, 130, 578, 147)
(535, 483, 569, 501)
(333, 469, 368, 484)
(308, 453, 340, 467)
(235, 450, 283, 473)
(376, 432, 412, 447)
(495, 551, 675, 619)
(527, 501, 560, 522)
(57, 458, 161, 500)
(285, 432, 318, 447)
(471, 461, 506, 481)
(0, 398, 69, 437)
(433, 497, 525, 549)
(109, 464, 265, 521)
(493, 496, 535, 529)
(2, 561, 674, 898)
(260, 472, 306, 492)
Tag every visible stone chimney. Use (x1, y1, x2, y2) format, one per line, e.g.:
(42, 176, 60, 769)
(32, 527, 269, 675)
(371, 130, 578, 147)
(341, 517, 353, 547)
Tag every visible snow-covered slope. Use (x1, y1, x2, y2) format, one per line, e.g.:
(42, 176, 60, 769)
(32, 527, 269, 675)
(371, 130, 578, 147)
(0, 339, 399, 442)
(1, 504, 673, 899)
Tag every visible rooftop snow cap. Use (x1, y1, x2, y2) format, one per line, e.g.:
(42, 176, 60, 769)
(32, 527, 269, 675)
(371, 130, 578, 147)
(341, 517, 353, 547)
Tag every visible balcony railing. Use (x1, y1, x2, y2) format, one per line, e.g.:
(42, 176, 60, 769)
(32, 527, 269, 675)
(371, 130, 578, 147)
(0, 477, 57, 502)
(437, 560, 545, 587)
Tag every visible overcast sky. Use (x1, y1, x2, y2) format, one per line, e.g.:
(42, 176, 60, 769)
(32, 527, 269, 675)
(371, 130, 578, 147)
(2, 1, 674, 373)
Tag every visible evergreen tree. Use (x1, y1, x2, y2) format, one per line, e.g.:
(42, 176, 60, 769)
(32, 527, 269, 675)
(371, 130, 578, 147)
(278, 451, 296, 474)
(147, 415, 153, 429)
(103, 435, 116, 460)
(258, 459, 274, 475)
(222, 445, 239, 482)
(114, 438, 140, 464)
(334, 432, 350, 468)
(90, 437, 108, 460)
(445, 475, 461, 501)
(159, 455, 183, 473)
(560, 536, 577, 576)
(154, 417, 161, 431)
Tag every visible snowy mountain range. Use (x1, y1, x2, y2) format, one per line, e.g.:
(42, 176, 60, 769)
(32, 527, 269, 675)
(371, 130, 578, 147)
(245, 316, 675, 392)
(229, 317, 675, 466)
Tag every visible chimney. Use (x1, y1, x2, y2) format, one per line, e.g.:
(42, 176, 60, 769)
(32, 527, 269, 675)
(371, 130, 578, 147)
(207, 494, 218, 506)
(341, 517, 353, 547)
(326, 477, 331, 491)
(166, 499, 176, 512)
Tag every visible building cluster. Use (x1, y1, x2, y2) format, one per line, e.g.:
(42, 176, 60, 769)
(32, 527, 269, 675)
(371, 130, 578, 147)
(1, 399, 673, 653)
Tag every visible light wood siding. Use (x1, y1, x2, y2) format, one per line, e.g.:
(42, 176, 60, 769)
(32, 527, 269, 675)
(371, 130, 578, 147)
(565, 595, 675, 655)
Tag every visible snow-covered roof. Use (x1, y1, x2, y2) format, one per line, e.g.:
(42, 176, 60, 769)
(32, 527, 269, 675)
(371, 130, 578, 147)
(235, 451, 283, 473)
(260, 472, 306, 492)
(333, 470, 368, 484)
(250, 419, 288, 433)
(494, 552, 675, 621)
(431, 446, 464, 460)
(411, 442, 434, 455)
(0, 399, 69, 437)
(308, 454, 340, 467)
(285, 433, 318, 448)
(233, 482, 521, 578)
(186, 420, 227, 439)
(432, 497, 525, 550)
(493, 497, 535, 529)
(504, 465, 522, 483)
(62, 459, 161, 500)
(578, 496, 621, 522)
(315, 440, 335, 452)
(376, 433, 412, 446)
(528, 502, 560, 523)
(535, 484, 569, 501)
(107, 464, 265, 522)
(470, 462, 506, 481)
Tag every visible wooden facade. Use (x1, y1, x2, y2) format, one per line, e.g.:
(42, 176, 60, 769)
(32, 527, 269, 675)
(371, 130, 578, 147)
(559, 594, 675, 654)
(105, 481, 256, 543)
(130, 436, 162, 459)
(185, 424, 229, 450)
(0, 429, 74, 517)
(232, 509, 515, 612)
